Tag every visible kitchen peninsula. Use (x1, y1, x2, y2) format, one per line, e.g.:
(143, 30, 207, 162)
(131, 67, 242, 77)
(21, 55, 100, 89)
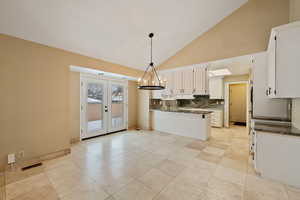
(150, 108, 212, 141)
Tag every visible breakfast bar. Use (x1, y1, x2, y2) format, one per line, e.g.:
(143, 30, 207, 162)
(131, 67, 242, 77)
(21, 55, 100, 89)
(150, 108, 212, 141)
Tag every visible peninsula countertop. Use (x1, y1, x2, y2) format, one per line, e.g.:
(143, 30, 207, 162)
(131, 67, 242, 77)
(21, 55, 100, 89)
(254, 122, 300, 137)
(150, 108, 213, 115)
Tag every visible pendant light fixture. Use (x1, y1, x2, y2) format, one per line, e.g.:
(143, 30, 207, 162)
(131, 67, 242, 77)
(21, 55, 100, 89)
(137, 33, 166, 90)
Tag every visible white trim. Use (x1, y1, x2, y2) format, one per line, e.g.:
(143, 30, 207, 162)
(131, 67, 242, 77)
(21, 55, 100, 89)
(159, 63, 210, 73)
(80, 72, 129, 83)
(224, 81, 250, 131)
(70, 65, 138, 81)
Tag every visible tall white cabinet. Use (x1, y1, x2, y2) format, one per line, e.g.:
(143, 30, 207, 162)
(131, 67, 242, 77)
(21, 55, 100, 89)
(267, 21, 300, 98)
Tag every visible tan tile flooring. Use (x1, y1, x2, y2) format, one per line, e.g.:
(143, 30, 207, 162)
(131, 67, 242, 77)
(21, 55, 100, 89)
(5, 126, 300, 200)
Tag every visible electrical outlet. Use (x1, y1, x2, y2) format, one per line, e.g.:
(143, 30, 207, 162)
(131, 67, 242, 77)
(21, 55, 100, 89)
(18, 150, 25, 158)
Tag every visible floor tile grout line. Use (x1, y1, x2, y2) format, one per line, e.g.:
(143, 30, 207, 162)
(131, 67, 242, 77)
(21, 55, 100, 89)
(150, 161, 188, 200)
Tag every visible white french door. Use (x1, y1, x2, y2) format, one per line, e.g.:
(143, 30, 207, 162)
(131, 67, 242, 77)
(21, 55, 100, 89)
(108, 81, 127, 133)
(80, 75, 128, 139)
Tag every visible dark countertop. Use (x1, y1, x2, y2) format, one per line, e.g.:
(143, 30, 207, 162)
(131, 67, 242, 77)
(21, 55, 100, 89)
(252, 116, 291, 122)
(254, 122, 300, 137)
(150, 108, 213, 115)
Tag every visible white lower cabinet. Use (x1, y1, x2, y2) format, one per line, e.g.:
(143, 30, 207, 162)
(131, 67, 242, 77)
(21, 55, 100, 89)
(210, 110, 223, 127)
(254, 131, 300, 188)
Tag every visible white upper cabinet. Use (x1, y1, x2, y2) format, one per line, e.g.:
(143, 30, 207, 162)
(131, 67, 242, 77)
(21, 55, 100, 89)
(209, 77, 223, 99)
(194, 65, 209, 95)
(172, 68, 194, 95)
(252, 52, 289, 118)
(267, 21, 300, 98)
(267, 31, 276, 97)
(182, 68, 194, 94)
(173, 70, 183, 95)
(152, 65, 209, 99)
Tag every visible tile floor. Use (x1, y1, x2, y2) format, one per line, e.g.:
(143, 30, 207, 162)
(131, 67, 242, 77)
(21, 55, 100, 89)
(5, 126, 300, 200)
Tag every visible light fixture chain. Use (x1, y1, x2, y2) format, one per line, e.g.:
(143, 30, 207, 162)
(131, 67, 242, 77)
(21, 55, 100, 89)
(140, 63, 151, 81)
(152, 64, 162, 86)
(150, 36, 153, 64)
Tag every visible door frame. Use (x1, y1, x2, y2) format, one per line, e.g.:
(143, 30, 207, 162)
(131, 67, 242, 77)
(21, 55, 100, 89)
(224, 81, 250, 130)
(80, 73, 128, 140)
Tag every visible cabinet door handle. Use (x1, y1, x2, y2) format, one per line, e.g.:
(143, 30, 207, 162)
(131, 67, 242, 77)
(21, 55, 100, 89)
(268, 87, 271, 95)
(266, 89, 269, 96)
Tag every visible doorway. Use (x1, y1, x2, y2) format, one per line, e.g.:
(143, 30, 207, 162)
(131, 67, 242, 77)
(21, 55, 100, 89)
(224, 81, 249, 129)
(229, 83, 247, 126)
(80, 74, 128, 139)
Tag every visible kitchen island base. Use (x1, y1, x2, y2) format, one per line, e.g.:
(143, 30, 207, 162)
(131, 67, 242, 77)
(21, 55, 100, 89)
(151, 110, 211, 141)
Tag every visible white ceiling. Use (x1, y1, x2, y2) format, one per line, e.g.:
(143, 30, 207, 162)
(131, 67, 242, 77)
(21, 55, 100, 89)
(209, 54, 253, 76)
(0, 0, 247, 70)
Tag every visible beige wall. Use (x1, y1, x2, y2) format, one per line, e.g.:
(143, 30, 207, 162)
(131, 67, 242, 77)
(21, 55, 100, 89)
(159, 0, 290, 70)
(69, 72, 81, 142)
(290, 0, 300, 129)
(0, 172, 4, 200)
(128, 81, 138, 129)
(0, 34, 142, 170)
(224, 74, 249, 83)
(290, 0, 300, 22)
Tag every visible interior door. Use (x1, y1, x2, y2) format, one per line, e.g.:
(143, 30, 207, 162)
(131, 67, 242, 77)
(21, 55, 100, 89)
(81, 79, 108, 139)
(108, 81, 128, 132)
(229, 83, 247, 123)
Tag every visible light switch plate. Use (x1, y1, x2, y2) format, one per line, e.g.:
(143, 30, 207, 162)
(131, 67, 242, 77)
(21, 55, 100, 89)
(8, 153, 15, 164)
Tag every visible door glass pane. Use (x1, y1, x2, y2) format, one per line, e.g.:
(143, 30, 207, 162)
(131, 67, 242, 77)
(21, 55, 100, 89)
(87, 83, 103, 132)
(111, 84, 124, 129)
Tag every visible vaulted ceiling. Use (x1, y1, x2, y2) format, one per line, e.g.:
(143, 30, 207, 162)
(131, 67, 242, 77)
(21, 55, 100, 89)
(0, 0, 247, 70)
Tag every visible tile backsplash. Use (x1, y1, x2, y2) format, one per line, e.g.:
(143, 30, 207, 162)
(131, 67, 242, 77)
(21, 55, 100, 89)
(150, 96, 224, 110)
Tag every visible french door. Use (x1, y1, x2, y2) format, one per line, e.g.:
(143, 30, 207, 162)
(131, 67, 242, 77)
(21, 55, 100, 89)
(80, 76, 128, 139)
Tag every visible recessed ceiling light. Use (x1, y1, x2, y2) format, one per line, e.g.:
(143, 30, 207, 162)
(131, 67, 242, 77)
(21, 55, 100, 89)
(209, 69, 232, 77)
